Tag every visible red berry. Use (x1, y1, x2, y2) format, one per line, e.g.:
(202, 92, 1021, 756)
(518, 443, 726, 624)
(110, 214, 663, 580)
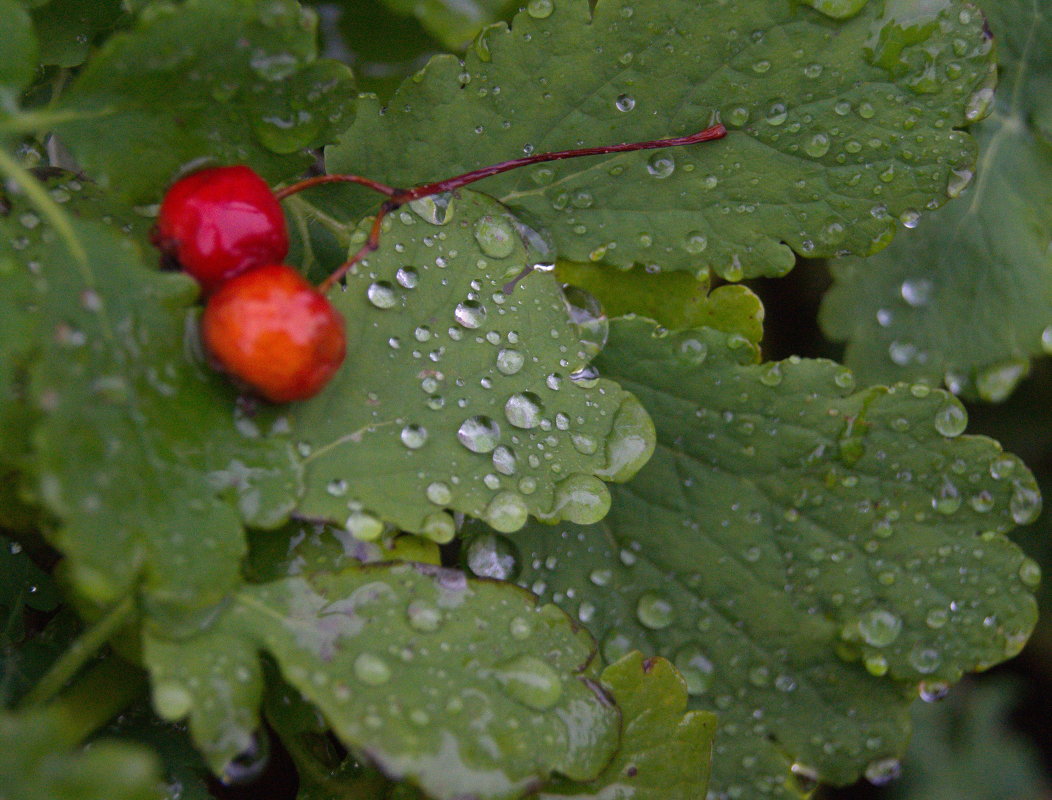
(153, 166, 288, 292)
(201, 264, 346, 403)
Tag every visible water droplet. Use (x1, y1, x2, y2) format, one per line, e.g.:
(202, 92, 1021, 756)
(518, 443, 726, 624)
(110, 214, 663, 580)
(1019, 558, 1041, 587)
(457, 415, 501, 453)
(615, 93, 636, 112)
(683, 231, 708, 254)
(932, 477, 961, 514)
(367, 281, 398, 309)
(677, 337, 708, 364)
(408, 193, 455, 225)
(509, 616, 532, 640)
(473, 214, 516, 258)
(465, 533, 520, 580)
(900, 277, 932, 306)
(504, 392, 545, 429)
(1010, 483, 1042, 525)
(864, 757, 901, 786)
(589, 568, 612, 586)
(496, 348, 525, 375)
(407, 600, 442, 632)
(484, 491, 529, 532)
(804, 133, 831, 158)
(395, 266, 419, 288)
(646, 153, 675, 179)
(426, 481, 453, 505)
(494, 655, 563, 710)
(422, 511, 455, 543)
(548, 474, 611, 524)
(526, 0, 554, 18)
(965, 87, 994, 122)
(857, 101, 875, 119)
(153, 681, 193, 719)
(900, 209, 921, 228)
(601, 630, 633, 663)
(919, 681, 950, 702)
(354, 653, 392, 685)
(908, 645, 941, 674)
(933, 402, 967, 437)
(636, 591, 674, 629)
(674, 644, 715, 695)
(596, 396, 654, 482)
(765, 102, 788, 125)
(857, 608, 902, 647)
(454, 300, 487, 329)
(562, 285, 608, 365)
(346, 510, 384, 541)
(400, 424, 428, 449)
(947, 167, 973, 198)
(976, 361, 1027, 402)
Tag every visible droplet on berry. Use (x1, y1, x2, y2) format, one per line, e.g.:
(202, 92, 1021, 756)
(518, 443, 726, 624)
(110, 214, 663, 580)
(153, 166, 288, 292)
(201, 264, 345, 403)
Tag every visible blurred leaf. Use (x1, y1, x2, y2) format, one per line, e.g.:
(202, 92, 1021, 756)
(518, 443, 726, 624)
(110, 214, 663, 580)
(540, 651, 717, 800)
(0, 183, 302, 633)
(471, 316, 1042, 798)
(378, 0, 518, 49)
(144, 561, 619, 799)
(30, 0, 128, 68)
(555, 260, 765, 344)
(887, 679, 1052, 800)
(820, 0, 1052, 401)
(0, 0, 36, 97)
(49, 0, 355, 202)
(329, 0, 995, 281)
(286, 189, 654, 539)
(0, 708, 164, 800)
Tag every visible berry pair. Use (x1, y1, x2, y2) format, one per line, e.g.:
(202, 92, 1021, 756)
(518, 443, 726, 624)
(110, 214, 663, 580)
(154, 166, 345, 403)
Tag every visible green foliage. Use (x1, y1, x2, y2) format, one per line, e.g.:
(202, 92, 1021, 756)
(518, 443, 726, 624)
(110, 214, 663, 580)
(0, 0, 1045, 798)
(330, 0, 994, 280)
(471, 316, 1040, 797)
(821, 0, 1052, 400)
(50, 0, 356, 201)
(144, 562, 618, 798)
(287, 190, 654, 540)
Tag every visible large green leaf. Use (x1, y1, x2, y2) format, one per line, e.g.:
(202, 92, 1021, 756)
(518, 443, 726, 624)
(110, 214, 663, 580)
(468, 317, 1041, 798)
(540, 651, 718, 800)
(820, 0, 1052, 400)
(287, 190, 654, 539)
(48, 0, 355, 202)
(30, 0, 128, 68)
(144, 561, 619, 799)
(0, 0, 37, 109)
(378, 0, 518, 49)
(328, 0, 995, 281)
(0, 708, 164, 800)
(0, 185, 302, 631)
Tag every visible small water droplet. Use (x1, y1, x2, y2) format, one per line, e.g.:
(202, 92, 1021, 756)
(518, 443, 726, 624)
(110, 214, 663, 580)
(457, 415, 501, 453)
(496, 349, 525, 375)
(367, 281, 398, 309)
(636, 591, 674, 629)
(346, 510, 384, 541)
(857, 608, 902, 647)
(400, 423, 428, 449)
(473, 214, 516, 258)
(674, 644, 715, 695)
(465, 533, 520, 580)
(646, 153, 675, 178)
(615, 93, 636, 112)
(864, 757, 901, 786)
(494, 655, 563, 710)
(526, 0, 554, 18)
(407, 600, 442, 632)
(354, 653, 392, 685)
(933, 403, 967, 437)
(484, 491, 529, 532)
(504, 392, 545, 429)
(395, 266, 419, 288)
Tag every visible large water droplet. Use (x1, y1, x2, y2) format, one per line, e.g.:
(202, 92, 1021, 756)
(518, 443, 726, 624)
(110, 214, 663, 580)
(646, 153, 675, 179)
(407, 600, 443, 632)
(484, 491, 529, 532)
(474, 214, 516, 258)
(454, 300, 487, 329)
(900, 278, 933, 307)
(400, 424, 428, 449)
(636, 591, 674, 629)
(673, 644, 715, 695)
(496, 348, 525, 375)
(562, 284, 608, 365)
(426, 481, 453, 505)
(346, 509, 384, 541)
(493, 655, 563, 710)
(504, 392, 545, 429)
(457, 415, 501, 453)
(933, 402, 967, 437)
(615, 93, 636, 112)
(857, 608, 902, 647)
(354, 653, 392, 685)
(547, 474, 611, 524)
(409, 192, 455, 225)
(465, 533, 520, 580)
(367, 281, 398, 309)
(492, 444, 518, 475)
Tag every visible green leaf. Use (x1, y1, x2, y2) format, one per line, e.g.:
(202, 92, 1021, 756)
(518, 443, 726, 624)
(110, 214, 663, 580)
(555, 260, 765, 344)
(471, 317, 1041, 798)
(50, 0, 355, 202)
(328, 0, 995, 280)
(819, 0, 1052, 401)
(378, 0, 518, 48)
(0, 185, 302, 631)
(539, 651, 717, 800)
(287, 190, 654, 539)
(144, 562, 619, 799)
(30, 0, 128, 68)
(0, 708, 164, 800)
(0, 0, 37, 106)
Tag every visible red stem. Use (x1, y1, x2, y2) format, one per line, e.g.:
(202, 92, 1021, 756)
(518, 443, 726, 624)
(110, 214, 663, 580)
(310, 123, 728, 292)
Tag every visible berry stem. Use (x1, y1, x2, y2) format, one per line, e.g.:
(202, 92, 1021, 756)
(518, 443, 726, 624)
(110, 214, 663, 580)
(314, 123, 727, 293)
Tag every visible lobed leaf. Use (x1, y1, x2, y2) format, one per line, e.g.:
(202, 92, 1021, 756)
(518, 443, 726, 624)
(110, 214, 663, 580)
(144, 561, 619, 799)
(329, 0, 996, 280)
(0, 182, 302, 632)
(286, 189, 654, 540)
(468, 316, 1041, 798)
(49, 0, 355, 202)
(539, 651, 718, 800)
(820, 0, 1052, 400)
(378, 0, 519, 49)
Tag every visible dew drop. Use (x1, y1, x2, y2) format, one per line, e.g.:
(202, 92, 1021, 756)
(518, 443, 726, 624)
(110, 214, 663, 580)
(367, 281, 398, 309)
(865, 757, 901, 786)
(636, 591, 674, 629)
(346, 510, 384, 541)
(473, 214, 516, 258)
(933, 402, 967, 437)
(900, 278, 933, 306)
(496, 348, 525, 375)
(615, 93, 636, 112)
(494, 655, 563, 710)
(484, 491, 529, 532)
(400, 424, 428, 449)
(804, 133, 831, 158)
(683, 231, 708, 254)
(646, 153, 675, 179)
(454, 300, 487, 329)
(504, 392, 545, 429)
(908, 645, 941, 674)
(857, 608, 902, 647)
(548, 474, 611, 524)
(465, 533, 520, 580)
(354, 653, 392, 685)
(673, 644, 715, 695)
(407, 600, 442, 632)
(457, 415, 501, 453)
(395, 266, 419, 289)
(492, 444, 518, 475)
